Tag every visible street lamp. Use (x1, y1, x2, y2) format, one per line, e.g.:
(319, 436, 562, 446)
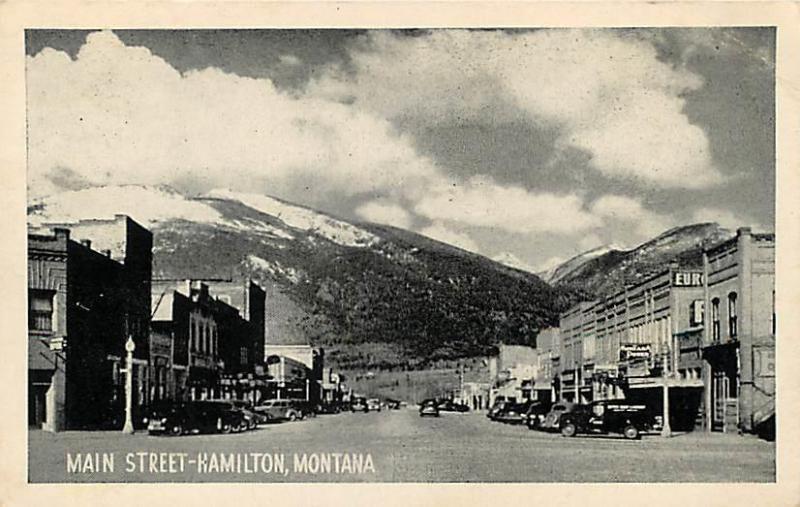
(122, 336, 136, 434)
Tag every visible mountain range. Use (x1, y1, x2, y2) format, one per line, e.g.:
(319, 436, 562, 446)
(28, 185, 736, 370)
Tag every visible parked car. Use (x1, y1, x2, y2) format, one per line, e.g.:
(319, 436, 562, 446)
(350, 397, 369, 413)
(487, 399, 509, 420)
(559, 400, 657, 440)
(493, 401, 534, 424)
(539, 402, 581, 431)
(437, 400, 470, 413)
(290, 400, 317, 419)
(366, 398, 382, 412)
(210, 399, 260, 430)
(385, 398, 402, 410)
(524, 401, 554, 430)
(317, 400, 344, 414)
(146, 400, 245, 436)
(419, 399, 440, 417)
(253, 399, 304, 422)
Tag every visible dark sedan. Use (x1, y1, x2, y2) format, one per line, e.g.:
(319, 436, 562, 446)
(419, 399, 440, 417)
(437, 400, 470, 413)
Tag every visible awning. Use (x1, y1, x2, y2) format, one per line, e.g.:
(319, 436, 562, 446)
(626, 376, 704, 389)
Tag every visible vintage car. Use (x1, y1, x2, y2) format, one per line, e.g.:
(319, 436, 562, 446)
(385, 398, 402, 410)
(558, 400, 658, 440)
(146, 400, 246, 436)
(366, 398, 382, 412)
(524, 401, 554, 430)
(493, 400, 534, 424)
(350, 397, 369, 413)
(437, 399, 470, 413)
(253, 399, 304, 422)
(487, 399, 510, 420)
(539, 402, 583, 431)
(419, 399, 440, 417)
(316, 400, 345, 414)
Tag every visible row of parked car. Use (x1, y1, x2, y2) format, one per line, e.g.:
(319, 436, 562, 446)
(488, 399, 661, 440)
(145, 398, 347, 436)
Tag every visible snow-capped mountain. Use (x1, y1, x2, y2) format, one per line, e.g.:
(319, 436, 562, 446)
(28, 185, 577, 370)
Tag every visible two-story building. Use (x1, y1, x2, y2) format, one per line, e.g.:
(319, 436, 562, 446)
(702, 228, 775, 434)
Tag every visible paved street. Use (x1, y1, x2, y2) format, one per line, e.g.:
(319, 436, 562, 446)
(29, 408, 774, 483)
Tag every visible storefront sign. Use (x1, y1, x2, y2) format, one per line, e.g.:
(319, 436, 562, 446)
(619, 344, 651, 362)
(672, 271, 703, 287)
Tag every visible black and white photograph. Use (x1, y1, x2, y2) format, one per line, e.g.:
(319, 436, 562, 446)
(18, 19, 786, 487)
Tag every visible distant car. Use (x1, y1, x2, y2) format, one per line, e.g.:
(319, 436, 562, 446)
(385, 399, 402, 410)
(290, 400, 317, 419)
(367, 398, 382, 412)
(559, 401, 657, 440)
(317, 400, 344, 414)
(437, 400, 470, 413)
(539, 402, 581, 431)
(351, 397, 369, 413)
(212, 399, 260, 430)
(493, 401, 533, 424)
(253, 400, 303, 422)
(487, 400, 509, 420)
(525, 401, 554, 430)
(419, 399, 440, 417)
(146, 400, 245, 436)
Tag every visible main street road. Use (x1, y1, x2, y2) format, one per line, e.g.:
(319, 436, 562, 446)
(29, 408, 774, 483)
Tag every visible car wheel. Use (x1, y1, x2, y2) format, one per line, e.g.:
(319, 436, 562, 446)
(219, 418, 233, 434)
(561, 422, 577, 437)
(528, 418, 540, 431)
(288, 412, 297, 422)
(623, 425, 640, 440)
(168, 424, 183, 437)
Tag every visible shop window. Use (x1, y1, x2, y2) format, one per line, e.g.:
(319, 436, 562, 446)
(728, 292, 738, 338)
(29, 290, 54, 332)
(711, 298, 720, 341)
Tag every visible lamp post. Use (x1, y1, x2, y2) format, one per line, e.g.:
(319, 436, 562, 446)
(122, 336, 136, 434)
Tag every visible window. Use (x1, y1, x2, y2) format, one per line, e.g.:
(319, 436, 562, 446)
(690, 300, 704, 327)
(29, 290, 54, 332)
(728, 292, 738, 338)
(240, 346, 248, 365)
(711, 298, 720, 341)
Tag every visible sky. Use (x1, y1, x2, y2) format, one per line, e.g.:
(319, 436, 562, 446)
(25, 28, 775, 273)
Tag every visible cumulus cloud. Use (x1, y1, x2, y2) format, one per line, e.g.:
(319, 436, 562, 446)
(419, 222, 480, 253)
(414, 176, 600, 235)
(26, 31, 440, 201)
(591, 195, 676, 238)
(355, 200, 413, 229)
(312, 29, 721, 188)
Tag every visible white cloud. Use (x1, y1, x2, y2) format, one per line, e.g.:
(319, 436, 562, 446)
(26, 31, 441, 201)
(414, 176, 600, 235)
(419, 222, 480, 253)
(279, 54, 302, 66)
(312, 29, 721, 188)
(355, 200, 413, 229)
(591, 195, 676, 238)
(691, 207, 764, 231)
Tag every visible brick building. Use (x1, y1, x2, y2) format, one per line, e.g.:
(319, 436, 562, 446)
(151, 279, 266, 403)
(702, 228, 775, 434)
(28, 216, 152, 431)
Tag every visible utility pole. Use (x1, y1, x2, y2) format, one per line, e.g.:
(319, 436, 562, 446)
(122, 336, 136, 434)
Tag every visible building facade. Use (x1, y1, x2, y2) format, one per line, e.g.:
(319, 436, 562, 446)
(28, 216, 153, 431)
(702, 228, 775, 433)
